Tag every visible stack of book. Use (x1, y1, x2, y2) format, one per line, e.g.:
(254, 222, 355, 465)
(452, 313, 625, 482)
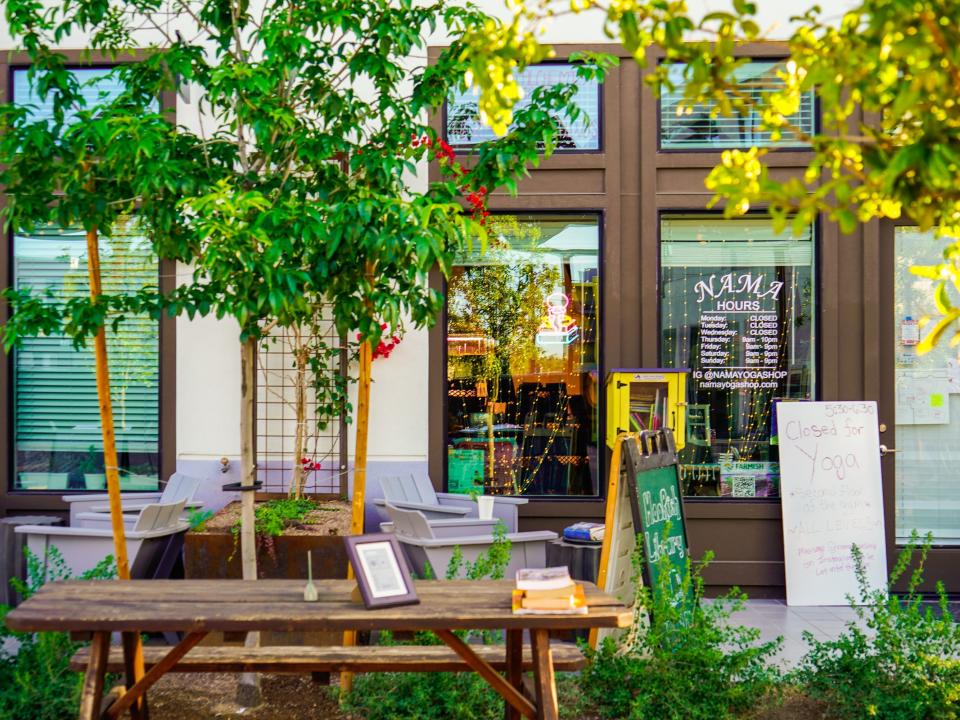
(512, 567, 587, 615)
(563, 521, 604, 544)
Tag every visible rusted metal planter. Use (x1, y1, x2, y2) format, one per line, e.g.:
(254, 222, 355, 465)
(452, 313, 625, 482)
(184, 497, 350, 646)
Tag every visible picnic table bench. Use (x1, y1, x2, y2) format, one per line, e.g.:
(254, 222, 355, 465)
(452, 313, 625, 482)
(6, 578, 632, 720)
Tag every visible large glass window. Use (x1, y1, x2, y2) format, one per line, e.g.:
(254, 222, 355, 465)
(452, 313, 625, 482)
(10, 67, 160, 492)
(659, 60, 815, 151)
(446, 64, 601, 151)
(446, 214, 601, 497)
(894, 228, 960, 544)
(660, 216, 816, 498)
(12, 223, 160, 491)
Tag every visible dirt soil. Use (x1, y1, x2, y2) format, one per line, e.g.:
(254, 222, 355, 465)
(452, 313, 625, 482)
(197, 499, 353, 537)
(146, 674, 829, 720)
(148, 673, 352, 720)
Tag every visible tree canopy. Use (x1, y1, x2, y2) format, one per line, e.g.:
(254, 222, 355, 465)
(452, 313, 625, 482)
(0, 0, 599, 349)
(462, 0, 960, 351)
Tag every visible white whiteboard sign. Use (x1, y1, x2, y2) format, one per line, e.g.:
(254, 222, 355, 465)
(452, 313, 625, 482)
(776, 401, 887, 606)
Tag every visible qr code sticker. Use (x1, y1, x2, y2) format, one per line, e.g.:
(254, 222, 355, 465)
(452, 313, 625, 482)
(731, 476, 756, 497)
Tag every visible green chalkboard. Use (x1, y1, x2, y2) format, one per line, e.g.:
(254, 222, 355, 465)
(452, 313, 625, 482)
(623, 431, 692, 613)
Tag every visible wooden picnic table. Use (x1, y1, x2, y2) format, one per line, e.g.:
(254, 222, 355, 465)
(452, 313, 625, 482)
(5, 578, 631, 720)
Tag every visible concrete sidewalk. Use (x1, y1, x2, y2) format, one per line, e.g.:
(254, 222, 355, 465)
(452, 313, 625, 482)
(727, 600, 863, 667)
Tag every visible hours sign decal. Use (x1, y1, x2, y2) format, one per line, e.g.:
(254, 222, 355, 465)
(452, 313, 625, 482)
(691, 272, 788, 390)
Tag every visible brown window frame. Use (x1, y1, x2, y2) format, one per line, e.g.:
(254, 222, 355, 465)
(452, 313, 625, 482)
(439, 210, 606, 500)
(0, 51, 177, 516)
(655, 56, 819, 154)
(442, 59, 605, 155)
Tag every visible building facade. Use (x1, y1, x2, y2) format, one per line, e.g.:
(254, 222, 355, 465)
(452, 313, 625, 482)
(2, 6, 958, 595)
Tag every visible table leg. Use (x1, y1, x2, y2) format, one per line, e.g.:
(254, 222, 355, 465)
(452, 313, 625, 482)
(78, 632, 109, 720)
(435, 630, 536, 720)
(529, 629, 559, 720)
(121, 631, 149, 720)
(504, 629, 523, 720)
(104, 631, 207, 720)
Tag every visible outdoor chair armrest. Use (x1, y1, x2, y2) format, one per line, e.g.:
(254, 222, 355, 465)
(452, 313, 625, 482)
(62, 492, 162, 504)
(86, 500, 204, 514)
(381, 518, 500, 538)
(372, 499, 469, 517)
(436, 493, 528, 507)
(15, 522, 189, 540)
(401, 530, 557, 548)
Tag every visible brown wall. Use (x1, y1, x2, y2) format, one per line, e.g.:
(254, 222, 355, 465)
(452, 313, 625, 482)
(0, 51, 177, 519)
(426, 42, 933, 597)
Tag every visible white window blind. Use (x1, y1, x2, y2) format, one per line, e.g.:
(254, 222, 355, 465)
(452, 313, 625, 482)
(660, 60, 815, 150)
(446, 64, 600, 150)
(661, 216, 814, 267)
(13, 226, 159, 456)
(13, 67, 127, 125)
(11, 66, 160, 490)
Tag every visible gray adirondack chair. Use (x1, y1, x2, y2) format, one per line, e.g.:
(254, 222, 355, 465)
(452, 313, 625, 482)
(373, 475, 528, 532)
(384, 504, 557, 579)
(15, 500, 189, 577)
(65, 472, 204, 527)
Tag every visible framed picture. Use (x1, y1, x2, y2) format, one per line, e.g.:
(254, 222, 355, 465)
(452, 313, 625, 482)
(344, 533, 419, 609)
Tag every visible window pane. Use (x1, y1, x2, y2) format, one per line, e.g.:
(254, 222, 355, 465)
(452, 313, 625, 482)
(12, 67, 127, 125)
(894, 228, 960, 544)
(660, 216, 816, 498)
(659, 60, 815, 150)
(446, 64, 600, 151)
(446, 214, 601, 496)
(13, 222, 160, 491)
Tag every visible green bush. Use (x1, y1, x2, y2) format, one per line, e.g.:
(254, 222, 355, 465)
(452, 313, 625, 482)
(580, 543, 782, 720)
(341, 527, 511, 719)
(0, 548, 116, 720)
(793, 534, 960, 720)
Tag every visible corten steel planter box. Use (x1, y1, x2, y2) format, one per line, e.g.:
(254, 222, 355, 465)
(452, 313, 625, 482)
(185, 496, 351, 646)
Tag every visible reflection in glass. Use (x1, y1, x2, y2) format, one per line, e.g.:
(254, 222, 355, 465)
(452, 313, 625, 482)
(894, 228, 960, 544)
(659, 60, 815, 150)
(446, 64, 600, 151)
(446, 214, 600, 496)
(660, 216, 816, 498)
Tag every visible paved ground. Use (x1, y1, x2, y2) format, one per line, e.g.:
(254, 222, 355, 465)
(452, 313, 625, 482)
(728, 600, 863, 667)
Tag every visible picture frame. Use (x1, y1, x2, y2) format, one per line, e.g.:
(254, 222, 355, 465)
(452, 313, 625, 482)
(344, 533, 420, 609)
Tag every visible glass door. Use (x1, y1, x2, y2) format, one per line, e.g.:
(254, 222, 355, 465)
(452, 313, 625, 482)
(892, 227, 960, 546)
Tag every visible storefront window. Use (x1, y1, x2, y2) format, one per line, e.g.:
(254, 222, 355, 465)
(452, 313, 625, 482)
(660, 216, 816, 498)
(12, 222, 160, 491)
(659, 60, 815, 150)
(10, 67, 160, 492)
(446, 63, 601, 151)
(894, 228, 960, 544)
(446, 214, 601, 496)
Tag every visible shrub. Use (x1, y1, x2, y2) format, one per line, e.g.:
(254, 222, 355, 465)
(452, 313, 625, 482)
(580, 542, 782, 720)
(794, 533, 960, 720)
(341, 527, 512, 719)
(0, 548, 116, 720)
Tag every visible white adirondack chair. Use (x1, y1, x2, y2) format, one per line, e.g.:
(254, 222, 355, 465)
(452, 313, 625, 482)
(373, 475, 528, 532)
(15, 500, 189, 577)
(64, 472, 204, 527)
(384, 504, 557, 579)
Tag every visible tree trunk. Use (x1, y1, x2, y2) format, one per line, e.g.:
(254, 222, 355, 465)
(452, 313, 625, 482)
(85, 224, 147, 718)
(238, 336, 261, 705)
(340, 336, 373, 696)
